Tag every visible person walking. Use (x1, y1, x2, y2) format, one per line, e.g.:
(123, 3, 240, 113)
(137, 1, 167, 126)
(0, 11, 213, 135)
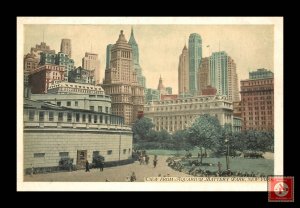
(85, 160, 90, 172)
(99, 161, 104, 172)
(153, 155, 158, 168)
(130, 172, 136, 182)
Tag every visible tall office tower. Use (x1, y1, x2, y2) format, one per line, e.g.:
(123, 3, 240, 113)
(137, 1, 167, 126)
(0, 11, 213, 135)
(82, 52, 101, 84)
(188, 33, 202, 96)
(128, 27, 146, 88)
(102, 30, 144, 125)
(178, 44, 189, 96)
(60, 39, 72, 58)
(106, 44, 113, 69)
(197, 57, 209, 95)
(209, 51, 239, 101)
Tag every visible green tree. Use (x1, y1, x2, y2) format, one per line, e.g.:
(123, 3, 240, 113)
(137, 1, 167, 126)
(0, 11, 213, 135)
(187, 114, 222, 163)
(132, 117, 154, 142)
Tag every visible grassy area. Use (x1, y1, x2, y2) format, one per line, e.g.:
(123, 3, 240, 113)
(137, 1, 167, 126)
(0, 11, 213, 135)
(146, 149, 202, 156)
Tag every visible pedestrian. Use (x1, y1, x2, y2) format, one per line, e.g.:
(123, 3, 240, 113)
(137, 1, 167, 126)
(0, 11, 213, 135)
(153, 155, 158, 168)
(130, 172, 136, 182)
(85, 160, 90, 172)
(217, 161, 222, 173)
(99, 161, 104, 172)
(31, 164, 34, 176)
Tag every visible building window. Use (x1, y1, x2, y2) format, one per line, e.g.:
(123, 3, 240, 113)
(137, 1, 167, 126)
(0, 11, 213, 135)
(59, 152, 69, 158)
(39, 111, 44, 121)
(106, 107, 109, 113)
(34, 153, 45, 158)
(88, 114, 92, 123)
(29, 110, 35, 121)
(82, 114, 86, 122)
(105, 116, 108, 124)
(67, 113, 72, 122)
(123, 149, 127, 154)
(75, 101, 78, 106)
(98, 106, 102, 112)
(93, 151, 100, 157)
(94, 115, 98, 123)
(49, 111, 54, 121)
(129, 148, 131, 154)
(58, 112, 64, 121)
(76, 113, 80, 122)
(90, 106, 94, 111)
(107, 150, 112, 155)
(57, 101, 61, 106)
(100, 115, 103, 123)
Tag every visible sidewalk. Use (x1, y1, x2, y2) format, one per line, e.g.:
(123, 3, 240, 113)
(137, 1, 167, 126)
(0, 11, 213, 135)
(24, 155, 190, 182)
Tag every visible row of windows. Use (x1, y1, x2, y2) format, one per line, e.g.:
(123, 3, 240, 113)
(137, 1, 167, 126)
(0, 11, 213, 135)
(33, 149, 131, 158)
(29, 111, 122, 124)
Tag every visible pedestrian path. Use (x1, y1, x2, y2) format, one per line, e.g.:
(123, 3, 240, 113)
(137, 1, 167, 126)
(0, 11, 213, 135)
(24, 155, 190, 182)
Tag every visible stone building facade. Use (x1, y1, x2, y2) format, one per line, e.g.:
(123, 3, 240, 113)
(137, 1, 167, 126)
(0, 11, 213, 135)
(29, 64, 65, 94)
(144, 95, 233, 133)
(23, 99, 132, 172)
(240, 70, 274, 131)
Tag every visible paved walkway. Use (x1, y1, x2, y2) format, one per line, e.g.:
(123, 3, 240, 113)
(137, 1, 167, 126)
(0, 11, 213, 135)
(24, 155, 190, 182)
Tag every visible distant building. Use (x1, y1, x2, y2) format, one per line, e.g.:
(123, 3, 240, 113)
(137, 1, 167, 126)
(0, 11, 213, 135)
(249, 68, 273, 79)
(105, 44, 113, 69)
(144, 95, 233, 133)
(209, 51, 239, 102)
(24, 53, 38, 86)
(233, 116, 243, 132)
(188, 33, 202, 95)
(157, 75, 166, 94)
(30, 42, 55, 61)
(233, 101, 242, 117)
(201, 85, 217, 96)
(68, 66, 95, 84)
(47, 80, 105, 95)
(178, 45, 189, 96)
(240, 69, 274, 131)
(198, 57, 209, 95)
(60, 39, 72, 58)
(166, 87, 172, 95)
(29, 64, 65, 94)
(82, 52, 100, 84)
(23, 99, 132, 173)
(128, 28, 146, 88)
(161, 94, 178, 101)
(40, 52, 74, 81)
(145, 88, 160, 103)
(102, 30, 144, 125)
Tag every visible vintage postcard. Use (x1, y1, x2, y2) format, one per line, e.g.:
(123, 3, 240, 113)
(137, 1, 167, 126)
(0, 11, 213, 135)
(17, 17, 283, 191)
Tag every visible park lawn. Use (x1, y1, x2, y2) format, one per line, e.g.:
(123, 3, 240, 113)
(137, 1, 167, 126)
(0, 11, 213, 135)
(146, 149, 201, 156)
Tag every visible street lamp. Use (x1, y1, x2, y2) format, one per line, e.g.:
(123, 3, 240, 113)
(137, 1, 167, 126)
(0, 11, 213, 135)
(225, 137, 230, 170)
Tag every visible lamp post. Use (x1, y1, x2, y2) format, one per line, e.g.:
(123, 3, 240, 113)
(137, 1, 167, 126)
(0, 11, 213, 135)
(225, 137, 230, 170)
(119, 123, 122, 163)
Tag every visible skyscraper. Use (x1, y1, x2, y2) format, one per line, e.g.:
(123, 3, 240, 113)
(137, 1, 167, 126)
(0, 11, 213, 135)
(197, 57, 209, 95)
(82, 52, 100, 84)
(128, 28, 146, 88)
(106, 44, 113, 69)
(60, 39, 72, 58)
(209, 51, 239, 102)
(102, 30, 144, 125)
(178, 45, 189, 96)
(188, 33, 202, 95)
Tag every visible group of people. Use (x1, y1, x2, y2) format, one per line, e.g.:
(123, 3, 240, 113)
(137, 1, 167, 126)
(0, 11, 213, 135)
(85, 160, 104, 172)
(136, 151, 158, 168)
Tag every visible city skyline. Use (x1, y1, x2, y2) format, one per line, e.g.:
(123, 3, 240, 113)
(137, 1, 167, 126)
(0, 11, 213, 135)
(24, 25, 274, 94)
